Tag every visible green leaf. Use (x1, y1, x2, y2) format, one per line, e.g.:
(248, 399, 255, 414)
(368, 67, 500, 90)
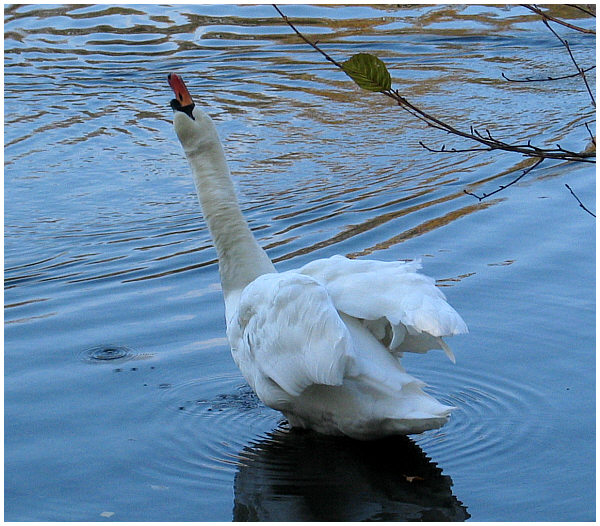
(342, 53, 392, 92)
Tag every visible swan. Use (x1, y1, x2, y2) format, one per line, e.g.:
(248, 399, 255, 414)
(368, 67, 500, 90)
(168, 73, 467, 440)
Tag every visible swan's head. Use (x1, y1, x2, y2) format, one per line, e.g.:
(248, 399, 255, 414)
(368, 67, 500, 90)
(168, 73, 219, 153)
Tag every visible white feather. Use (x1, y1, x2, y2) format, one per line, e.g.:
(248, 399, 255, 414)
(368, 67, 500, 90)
(229, 272, 352, 400)
(300, 255, 467, 362)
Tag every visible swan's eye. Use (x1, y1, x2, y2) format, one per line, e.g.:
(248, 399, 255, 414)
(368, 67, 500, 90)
(170, 98, 195, 120)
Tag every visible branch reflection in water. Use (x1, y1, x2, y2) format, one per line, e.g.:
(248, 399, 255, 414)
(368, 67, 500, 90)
(232, 427, 469, 521)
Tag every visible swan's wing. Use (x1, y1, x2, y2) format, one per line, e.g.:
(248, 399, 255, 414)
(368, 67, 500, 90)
(229, 272, 353, 402)
(299, 255, 467, 362)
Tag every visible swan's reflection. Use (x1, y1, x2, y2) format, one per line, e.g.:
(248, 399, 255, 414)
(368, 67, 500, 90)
(233, 427, 469, 521)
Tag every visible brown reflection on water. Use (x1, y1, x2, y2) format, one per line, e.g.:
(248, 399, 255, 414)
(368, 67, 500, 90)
(350, 198, 497, 258)
(272, 187, 497, 262)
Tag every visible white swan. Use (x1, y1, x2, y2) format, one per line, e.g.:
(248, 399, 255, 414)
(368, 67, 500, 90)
(168, 73, 467, 440)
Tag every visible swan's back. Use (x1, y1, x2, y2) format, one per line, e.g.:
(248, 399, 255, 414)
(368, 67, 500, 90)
(301, 256, 466, 359)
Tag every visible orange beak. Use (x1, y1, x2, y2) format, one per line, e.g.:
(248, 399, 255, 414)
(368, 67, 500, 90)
(168, 73, 194, 106)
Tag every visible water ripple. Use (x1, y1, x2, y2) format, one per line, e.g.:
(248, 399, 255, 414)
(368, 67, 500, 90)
(140, 373, 283, 488)
(412, 363, 551, 472)
(79, 344, 136, 363)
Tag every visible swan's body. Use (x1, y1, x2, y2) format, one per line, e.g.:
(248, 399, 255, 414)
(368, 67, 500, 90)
(169, 74, 467, 439)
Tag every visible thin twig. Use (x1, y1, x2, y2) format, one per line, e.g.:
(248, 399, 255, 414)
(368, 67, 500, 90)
(501, 65, 596, 83)
(565, 183, 596, 217)
(273, 4, 344, 69)
(463, 157, 545, 200)
(541, 19, 596, 108)
(521, 4, 595, 34)
(419, 142, 490, 154)
(566, 4, 596, 18)
(584, 122, 595, 145)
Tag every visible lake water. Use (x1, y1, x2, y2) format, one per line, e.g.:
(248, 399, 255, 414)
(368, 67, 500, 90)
(4, 3, 595, 521)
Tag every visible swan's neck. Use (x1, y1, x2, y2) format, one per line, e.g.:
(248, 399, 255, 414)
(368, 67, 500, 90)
(184, 133, 275, 300)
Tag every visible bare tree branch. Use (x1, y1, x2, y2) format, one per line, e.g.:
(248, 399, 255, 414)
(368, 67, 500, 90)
(463, 158, 545, 201)
(565, 183, 596, 217)
(521, 4, 595, 34)
(388, 88, 594, 162)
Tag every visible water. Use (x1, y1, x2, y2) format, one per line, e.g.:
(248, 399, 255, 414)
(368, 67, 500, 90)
(4, 4, 595, 521)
